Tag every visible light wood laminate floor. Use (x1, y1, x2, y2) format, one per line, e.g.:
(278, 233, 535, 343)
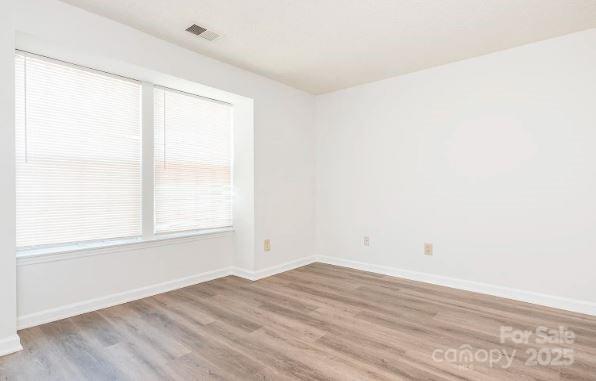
(1, 263, 595, 380)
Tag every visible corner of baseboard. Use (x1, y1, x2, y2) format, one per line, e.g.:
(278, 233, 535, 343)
(0, 334, 23, 357)
(230, 266, 257, 281)
(232, 255, 318, 281)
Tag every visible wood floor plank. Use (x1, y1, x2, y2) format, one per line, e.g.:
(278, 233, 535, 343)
(2, 262, 595, 380)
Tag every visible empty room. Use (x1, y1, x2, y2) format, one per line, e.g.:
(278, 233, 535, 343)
(1, 0, 596, 379)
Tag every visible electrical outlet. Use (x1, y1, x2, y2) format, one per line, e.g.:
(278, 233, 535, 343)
(363, 236, 370, 247)
(264, 239, 271, 252)
(424, 243, 433, 256)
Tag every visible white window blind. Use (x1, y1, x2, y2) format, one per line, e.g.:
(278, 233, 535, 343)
(15, 53, 142, 248)
(154, 87, 233, 234)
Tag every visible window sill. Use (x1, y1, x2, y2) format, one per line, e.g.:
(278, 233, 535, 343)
(16, 227, 235, 266)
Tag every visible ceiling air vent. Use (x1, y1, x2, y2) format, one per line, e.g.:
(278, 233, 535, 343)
(185, 24, 221, 41)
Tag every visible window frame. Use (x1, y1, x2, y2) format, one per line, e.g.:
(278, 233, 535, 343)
(15, 50, 235, 259)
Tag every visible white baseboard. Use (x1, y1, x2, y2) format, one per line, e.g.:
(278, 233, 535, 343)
(231, 256, 318, 281)
(16, 256, 320, 330)
(0, 335, 23, 357)
(20, 253, 590, 332)
(317, 255, 596, 316)
(17, 267, 234, 330)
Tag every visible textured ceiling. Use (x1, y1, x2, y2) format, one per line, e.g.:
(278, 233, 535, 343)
(60, 0, 596, 94)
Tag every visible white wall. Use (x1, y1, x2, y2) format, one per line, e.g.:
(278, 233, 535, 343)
(0, 0, 21, 355)
(315, 29, 596, 309)
(7, 0, 594, 341)
(10, 0, 315, 324)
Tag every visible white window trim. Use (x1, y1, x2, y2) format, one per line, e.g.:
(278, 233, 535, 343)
(16, 227, 235, 266)
(15, 51, 235, 261)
